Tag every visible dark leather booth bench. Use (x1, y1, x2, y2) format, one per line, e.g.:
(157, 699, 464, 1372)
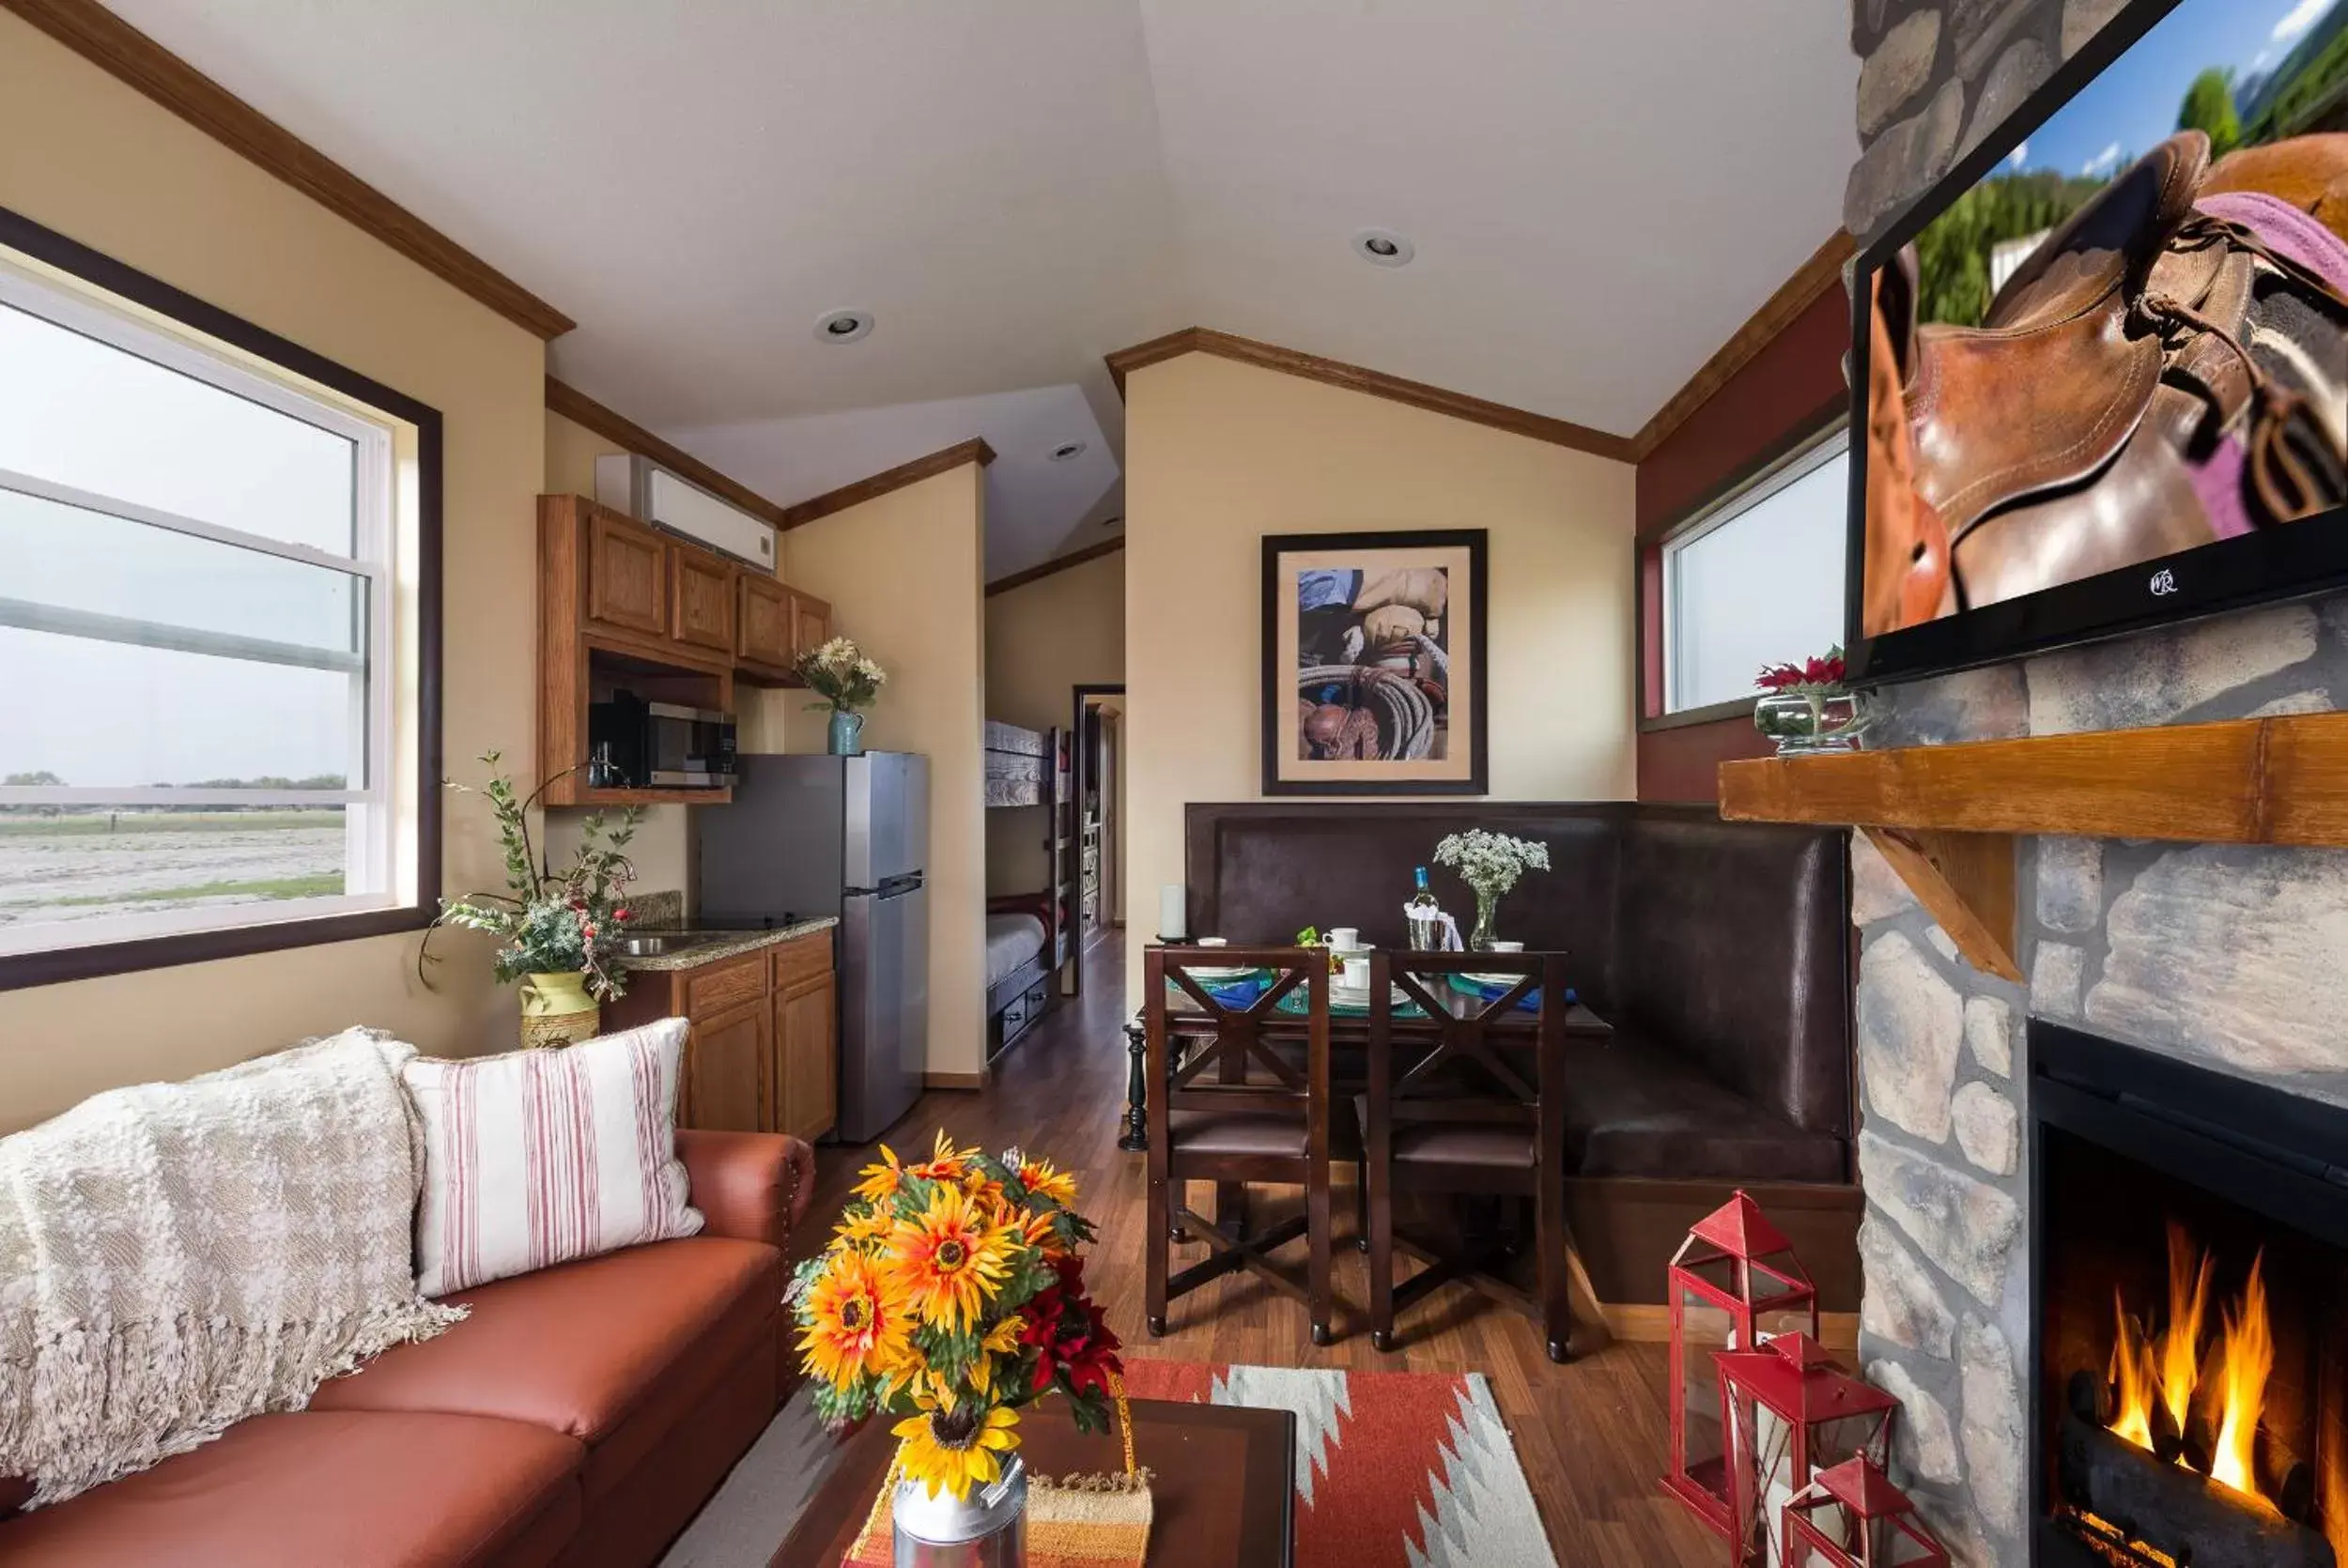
(1183, 802, 1861, 1310)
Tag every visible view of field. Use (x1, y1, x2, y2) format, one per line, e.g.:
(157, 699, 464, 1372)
(0, 810, 346, 930)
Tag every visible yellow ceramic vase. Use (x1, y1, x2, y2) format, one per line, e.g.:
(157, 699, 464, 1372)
(519, 971, 599, 1050)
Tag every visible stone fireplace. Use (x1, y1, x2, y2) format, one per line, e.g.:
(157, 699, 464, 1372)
(1845, 8, 2348, 1563)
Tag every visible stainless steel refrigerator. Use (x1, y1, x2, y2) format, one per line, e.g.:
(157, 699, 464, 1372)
(694, 752, 928, 1143)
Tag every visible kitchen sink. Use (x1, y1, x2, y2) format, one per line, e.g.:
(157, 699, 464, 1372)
(615, 933, 718, 957)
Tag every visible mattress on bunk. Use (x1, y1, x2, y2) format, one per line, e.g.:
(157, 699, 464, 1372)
(986, 911, 1047, 986)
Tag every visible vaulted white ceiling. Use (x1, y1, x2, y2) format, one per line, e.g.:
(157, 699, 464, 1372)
(102, 0, 1857, 578)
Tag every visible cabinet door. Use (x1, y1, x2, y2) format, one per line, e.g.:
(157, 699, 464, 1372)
(736, 571, 793, 670)
(672, 548, 736, 654)
(685, 1000, 769, 1134)
(774, 971, 837, 1144)
(586, 511, 668, 638)
(787, 590, 833, 663)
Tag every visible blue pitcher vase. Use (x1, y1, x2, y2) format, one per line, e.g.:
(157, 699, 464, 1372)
(827, 709, 865, 756)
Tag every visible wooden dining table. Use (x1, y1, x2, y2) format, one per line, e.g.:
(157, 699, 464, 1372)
(1131, 947, 1616, 1354)
(1120, 954, 1613, 1150)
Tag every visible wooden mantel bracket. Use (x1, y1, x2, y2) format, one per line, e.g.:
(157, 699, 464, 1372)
(1858, 826, 2021, 982)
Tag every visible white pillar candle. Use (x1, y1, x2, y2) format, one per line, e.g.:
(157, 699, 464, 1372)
(1158, 884, 1187, 941)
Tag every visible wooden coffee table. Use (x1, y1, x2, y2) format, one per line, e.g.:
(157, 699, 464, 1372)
(770, 1396, 1296, 1566)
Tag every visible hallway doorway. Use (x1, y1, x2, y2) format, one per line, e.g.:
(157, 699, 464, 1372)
(1069, 683, 1124, 997)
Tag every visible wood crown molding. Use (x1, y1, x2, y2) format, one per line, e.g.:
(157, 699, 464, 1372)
(778, 438, 997, 531)
(3, 0, 575, 340)
(1626, 229, 1855, 462)
(545, 375, 796, 530)
(985, 534, 1124, 597)
(1104, 327, 1635, 462)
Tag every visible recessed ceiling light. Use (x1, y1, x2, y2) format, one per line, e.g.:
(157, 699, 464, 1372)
(1049, 440, 1088, 462)
(1351, 228, 1414, 268)
(813, 308, 873, 344)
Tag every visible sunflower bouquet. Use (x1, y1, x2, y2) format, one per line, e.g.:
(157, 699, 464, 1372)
(790, 1130, 1121, 1501)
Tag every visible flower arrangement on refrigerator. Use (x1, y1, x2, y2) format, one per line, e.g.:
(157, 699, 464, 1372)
(796, 636, 889, 715)
(790, 1131, 1120, 1500)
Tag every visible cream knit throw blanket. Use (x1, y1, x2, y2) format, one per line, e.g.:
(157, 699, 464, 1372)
(0, 1027, 466, 1506)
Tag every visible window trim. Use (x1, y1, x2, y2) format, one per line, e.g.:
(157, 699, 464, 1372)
(0, 202, 441, 992)
(1655, 418, 1850, 719)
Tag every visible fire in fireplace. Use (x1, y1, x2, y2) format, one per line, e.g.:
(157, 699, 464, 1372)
(2031, 1022, 2348, 1568)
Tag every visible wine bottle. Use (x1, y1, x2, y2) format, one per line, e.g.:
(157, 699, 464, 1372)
(1407, 866, 1443, 950)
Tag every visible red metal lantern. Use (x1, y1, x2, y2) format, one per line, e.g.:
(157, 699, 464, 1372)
(1781, 1456, 1950, 1567)
(1718, 1334, 1898, 1568)
(1663, 1191, 1824, 1537)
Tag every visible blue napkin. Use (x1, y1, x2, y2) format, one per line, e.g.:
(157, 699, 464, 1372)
(1449, 974, 1578, 1012)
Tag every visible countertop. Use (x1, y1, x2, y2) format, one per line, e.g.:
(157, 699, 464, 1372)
(614, 915, 838, 975)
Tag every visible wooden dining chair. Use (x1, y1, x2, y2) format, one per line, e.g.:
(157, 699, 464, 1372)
(1144, 945, 1342, 1345)
(1361, 948, 1579, 1361)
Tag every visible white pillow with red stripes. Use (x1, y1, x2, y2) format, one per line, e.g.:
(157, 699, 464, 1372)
(404, 1018, 703, 1298)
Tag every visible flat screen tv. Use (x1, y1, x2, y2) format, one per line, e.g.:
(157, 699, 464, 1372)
(1846, 0, 2348, 685)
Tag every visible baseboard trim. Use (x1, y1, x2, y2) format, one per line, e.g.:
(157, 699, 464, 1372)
(923, 1069, 991, 1091)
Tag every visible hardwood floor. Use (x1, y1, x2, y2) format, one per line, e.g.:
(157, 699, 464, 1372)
(792, 932, 1721, 1566)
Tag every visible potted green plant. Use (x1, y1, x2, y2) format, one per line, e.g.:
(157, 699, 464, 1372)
(425, 751, 642, 1048)
(796, 637, 888, 755)
(1432, 830, 1551, 951)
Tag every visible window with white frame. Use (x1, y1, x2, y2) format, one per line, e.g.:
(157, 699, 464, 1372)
(0, 253, 413, 964)
(1661, 424, 1850, 715)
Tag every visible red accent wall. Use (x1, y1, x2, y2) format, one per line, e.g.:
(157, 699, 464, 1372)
(1633, 282, 1849, 802)
(1635, 284, 1850, 542)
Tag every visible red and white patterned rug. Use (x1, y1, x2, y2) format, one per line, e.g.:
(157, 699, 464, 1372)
(1118, 1360, 1558, 1568)
(659, 1360, 1557, 1568)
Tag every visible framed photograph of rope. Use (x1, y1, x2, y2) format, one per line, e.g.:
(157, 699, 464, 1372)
(1260, 528, 1488, 795)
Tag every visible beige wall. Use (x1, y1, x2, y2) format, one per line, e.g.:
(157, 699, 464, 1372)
(1122, 353, 1637, 992)
(0, 13, 548, 1130)
(538, 407, 692, 898)
(982, 549, 1124, 897)
(743, 464, 991, 1078)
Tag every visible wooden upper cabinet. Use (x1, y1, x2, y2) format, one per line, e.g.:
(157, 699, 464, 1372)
(585, 511, 668, 638)
(737, 571, 794, 672)
(671, 549, 735, 654)
(788, 589, 833, 663)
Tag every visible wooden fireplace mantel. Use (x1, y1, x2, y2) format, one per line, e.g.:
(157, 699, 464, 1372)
(1718, 713, 2348, 982)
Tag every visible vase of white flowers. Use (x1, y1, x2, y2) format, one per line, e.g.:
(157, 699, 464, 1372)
(796, 637, 887, 756)
(1432, 830, 1551, 951)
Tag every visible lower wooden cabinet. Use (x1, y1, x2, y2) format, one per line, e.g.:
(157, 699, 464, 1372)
(686, 998, 769, 1133)
(604, 928, 835, 1141)
(775, 966, 837, 1143)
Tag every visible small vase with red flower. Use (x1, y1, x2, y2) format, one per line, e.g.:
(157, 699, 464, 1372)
(1753, 647, 1871, 756)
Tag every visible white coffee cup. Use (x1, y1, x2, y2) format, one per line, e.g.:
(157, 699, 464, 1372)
(1340, 956, 1370, 991)
(1328, 927, 1360, 950)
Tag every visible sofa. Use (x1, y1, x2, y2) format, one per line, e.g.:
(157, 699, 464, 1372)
(1184, 801, 1860, 1306)
(0, 1128, 817, 1568)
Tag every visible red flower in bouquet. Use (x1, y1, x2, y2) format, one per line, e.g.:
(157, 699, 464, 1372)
(1755, 646, 1848, 695)
(1019, 1255, 1123, 1399)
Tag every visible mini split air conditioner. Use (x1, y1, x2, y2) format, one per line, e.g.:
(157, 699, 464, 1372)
(595, 453, 778, 575)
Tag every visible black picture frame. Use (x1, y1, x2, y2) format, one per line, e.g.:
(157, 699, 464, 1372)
(1844, 0, 2348, 688)
(1260, 528, 1489, 796)
(0, 202, 444, 992)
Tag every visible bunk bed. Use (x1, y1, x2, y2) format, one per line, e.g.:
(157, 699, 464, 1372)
(981, 720, 1074, 1059)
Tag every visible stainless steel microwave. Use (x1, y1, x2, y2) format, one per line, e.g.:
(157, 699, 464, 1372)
(587, 694, 736, 790)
